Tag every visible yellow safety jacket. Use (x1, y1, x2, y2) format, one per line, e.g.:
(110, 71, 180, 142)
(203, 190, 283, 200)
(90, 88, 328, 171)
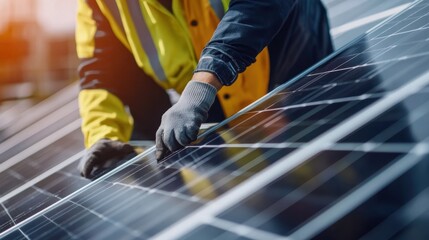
(76, 0, 270, 148)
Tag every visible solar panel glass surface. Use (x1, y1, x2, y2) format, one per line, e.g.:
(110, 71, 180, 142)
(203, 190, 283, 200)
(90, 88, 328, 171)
(2, 1, 429, 239)
(0, 0, 412, 236)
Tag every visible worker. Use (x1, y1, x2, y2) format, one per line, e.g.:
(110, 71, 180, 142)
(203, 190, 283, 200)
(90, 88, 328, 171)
(76, 0, 333, 178)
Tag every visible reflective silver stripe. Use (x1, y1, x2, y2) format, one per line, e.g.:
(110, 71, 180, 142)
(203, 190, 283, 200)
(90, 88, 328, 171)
(104, 0, 126, 34)
(209, 0, 225, 20)
(127, 0, 167, 82)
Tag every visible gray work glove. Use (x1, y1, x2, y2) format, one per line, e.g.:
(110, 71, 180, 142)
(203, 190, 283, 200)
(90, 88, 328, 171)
(156, 80, 217, 160)
(79, 139, 136, 178)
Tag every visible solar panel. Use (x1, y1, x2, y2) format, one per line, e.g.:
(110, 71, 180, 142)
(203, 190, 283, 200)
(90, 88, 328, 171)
(328, 0, 414, 47)
(2, 0, 428, 239)
(0, 83, 79, 142)
(0, 0, 403, 231)
(0, 1, 404, 236)
(0, 130, 87, 233)
(0, 85, 84, 233)
(0, 107, 80, 162)
(0, 159, 87, 232)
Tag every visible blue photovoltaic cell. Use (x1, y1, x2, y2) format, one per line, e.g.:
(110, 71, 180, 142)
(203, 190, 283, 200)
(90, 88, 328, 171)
(0, 130, 88, 233)
(1, 1, 429, 239)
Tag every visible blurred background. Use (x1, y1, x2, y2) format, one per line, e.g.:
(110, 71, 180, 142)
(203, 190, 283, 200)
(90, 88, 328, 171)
(0, 0, 77, 102)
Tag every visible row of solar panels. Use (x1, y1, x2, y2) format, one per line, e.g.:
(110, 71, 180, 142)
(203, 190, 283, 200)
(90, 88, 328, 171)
(0, 0, 417, 232)
(0, 0, 424, 239)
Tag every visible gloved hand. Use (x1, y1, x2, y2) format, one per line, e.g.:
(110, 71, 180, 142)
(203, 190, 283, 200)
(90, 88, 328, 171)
(79, 139, 136, 178)
(156, 80, 217, 160)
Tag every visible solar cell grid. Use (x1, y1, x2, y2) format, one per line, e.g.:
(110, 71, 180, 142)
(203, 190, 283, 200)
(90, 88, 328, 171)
(1, 1, 429, 239)
(178, 84, 429, 239)
(0, 130, 84, 197)
(155, 1, 429, 238)
(0, 99, 78, 155)
(0, 156, 87, 233)
(327, 0, 414, 48)
(0, 84, 78, 143)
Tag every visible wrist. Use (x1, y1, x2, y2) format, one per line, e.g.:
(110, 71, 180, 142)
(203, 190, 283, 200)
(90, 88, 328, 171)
(192, 72, 223, 91)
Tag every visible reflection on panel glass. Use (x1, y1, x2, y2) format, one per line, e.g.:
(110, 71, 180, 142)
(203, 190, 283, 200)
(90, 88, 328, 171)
(0, 109, 79, 163)
(0, 131, 83, 195)
(217, 150, 407, 234)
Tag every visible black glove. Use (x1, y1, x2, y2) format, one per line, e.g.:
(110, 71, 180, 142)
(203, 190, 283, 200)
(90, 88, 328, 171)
(79, 139, 136, 178)
(156, 81, 217, 160)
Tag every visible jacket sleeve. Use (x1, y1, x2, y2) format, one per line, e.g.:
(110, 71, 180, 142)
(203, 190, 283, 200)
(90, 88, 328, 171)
(76, 0, 135, 148)
(195, 0, 297, 86)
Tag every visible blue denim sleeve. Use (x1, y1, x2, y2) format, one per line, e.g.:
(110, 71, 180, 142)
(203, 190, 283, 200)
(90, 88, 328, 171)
(195, 0, 298, 86)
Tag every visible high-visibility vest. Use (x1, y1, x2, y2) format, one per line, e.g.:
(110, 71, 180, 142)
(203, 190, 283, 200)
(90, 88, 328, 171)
(77, 0, 270, 118)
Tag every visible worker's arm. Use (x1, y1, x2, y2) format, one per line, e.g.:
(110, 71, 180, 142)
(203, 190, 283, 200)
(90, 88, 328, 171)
(195, 0, 297, 86)
(156, 0, 297, 159)
(77, 0, 141, 178)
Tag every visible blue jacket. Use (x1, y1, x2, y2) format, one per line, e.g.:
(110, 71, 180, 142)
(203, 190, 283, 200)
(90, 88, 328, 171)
(196, 0, 299, 86)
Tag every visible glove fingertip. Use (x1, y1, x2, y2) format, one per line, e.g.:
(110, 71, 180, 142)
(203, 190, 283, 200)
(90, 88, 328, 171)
(122, 144, 135, 154)
(190, 127, 200, 142)
(83, 159, 95, 179)
(83, 168, 91, 178)
(156, 150, 165, 161)
(163, 130, 174, 152)
(156, 129, 164, 148)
